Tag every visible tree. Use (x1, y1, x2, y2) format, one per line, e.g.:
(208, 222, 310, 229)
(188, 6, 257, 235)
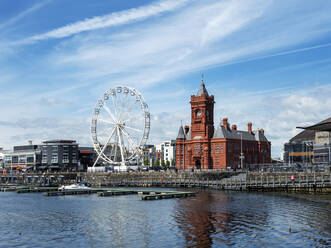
(144, 159, 149, 166)
(161, 160, 165, 167)
(166, 160, 170, 167)
(170, 159, 175, 166)
(155, 159, 160, 166)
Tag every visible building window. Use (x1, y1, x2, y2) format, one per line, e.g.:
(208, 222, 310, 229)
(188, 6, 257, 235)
(51, 154, 58, 163)
(194, 144, 199, 154)
(72, 153, 77, 163)
(201, 145, 203, 154)
(18, 155, 27, 164)
(42, 154, 47, 164)
(52, 146, 58, 151)
(11, 156, 18, 164)
(221, 144, 224, 153)
(211, 144, 214, 154)
(4, 156, 12, 164)
(215, 144, 220, 153)
(26, 155, 34, 163)
(216, 157, 219, 163)
(62, 154, 69, 163)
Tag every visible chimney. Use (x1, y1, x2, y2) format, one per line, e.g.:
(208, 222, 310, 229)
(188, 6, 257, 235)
(259, 129, 264, 134)
(184, 125, 189, 135)
(248, 122, 252, 133)
(231, 124, 237, 131)
(222, 117, 229, 129)
(28, 140, 33, 145)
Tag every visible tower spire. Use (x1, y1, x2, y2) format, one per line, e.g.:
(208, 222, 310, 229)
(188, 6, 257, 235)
(196, 75, 209, 96)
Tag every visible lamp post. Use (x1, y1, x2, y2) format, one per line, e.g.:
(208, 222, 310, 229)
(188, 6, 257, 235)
(183, 143, 185, 171)
(239, 132, 244, 170)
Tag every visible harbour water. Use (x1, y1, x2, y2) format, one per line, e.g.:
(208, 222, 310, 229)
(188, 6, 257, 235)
(0, 189, 330, 248)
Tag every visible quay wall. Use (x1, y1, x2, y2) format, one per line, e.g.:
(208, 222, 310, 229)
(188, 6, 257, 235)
(1, 171, 330, 193)
(80, 171, 242, 187)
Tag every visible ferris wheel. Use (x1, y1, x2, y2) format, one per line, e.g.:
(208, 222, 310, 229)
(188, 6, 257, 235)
(91, 86, 150, 170)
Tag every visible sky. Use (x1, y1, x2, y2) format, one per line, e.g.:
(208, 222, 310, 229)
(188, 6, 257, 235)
(0, 0, 331, 158)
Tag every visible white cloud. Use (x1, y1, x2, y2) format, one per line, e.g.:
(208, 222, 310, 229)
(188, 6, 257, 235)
(0, 0, 331, 160)
(24, 0, 189, 42)
(39, 0, 331, 92)
(0, 0, 51, 30)
(210, 84, 331, 158)
(42, 0, 272, 89)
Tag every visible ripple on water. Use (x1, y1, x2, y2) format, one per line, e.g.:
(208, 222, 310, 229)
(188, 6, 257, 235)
(0, 190, 330, 248)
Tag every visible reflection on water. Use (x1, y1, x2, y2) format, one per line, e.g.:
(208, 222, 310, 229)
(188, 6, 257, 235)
(174, 191, 331, 248)
(175, 192, 229, 247)
(0, 190, 330, 248)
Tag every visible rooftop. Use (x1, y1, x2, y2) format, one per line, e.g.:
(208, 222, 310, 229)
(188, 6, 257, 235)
(42, 140, 77, 144)
(290, 117, 331, 143)
(196, 81, 209, 96)
(297, 117, 331, 132)
(213, 125, 268, 141)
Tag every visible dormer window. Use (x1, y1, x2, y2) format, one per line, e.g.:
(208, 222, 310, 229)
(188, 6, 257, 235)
(196, 109, 201, 117)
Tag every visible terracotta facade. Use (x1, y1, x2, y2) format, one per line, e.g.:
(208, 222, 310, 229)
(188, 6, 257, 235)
(176, 82, 271, 170)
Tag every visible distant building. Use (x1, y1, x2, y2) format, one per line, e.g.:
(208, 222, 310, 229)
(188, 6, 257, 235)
(2, 142, 41, 171)
(284, 117, 331, 165)
(2, 140, 101, 172)
(78, 147, 97, 171)
(176, 80, 271, 170)
(142, 144, 156, 165)
(0, 148, 11, 168)
(40, 140, 79, 171)
(155, 140, 176, 166)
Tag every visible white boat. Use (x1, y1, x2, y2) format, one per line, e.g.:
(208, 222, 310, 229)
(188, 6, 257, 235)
(58, 183, 90, 191)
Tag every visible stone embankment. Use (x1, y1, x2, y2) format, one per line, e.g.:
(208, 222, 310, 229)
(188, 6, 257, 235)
(80, 171, 241, 187)
(1, 171, 330, 193)
(81, 171, 331, 193)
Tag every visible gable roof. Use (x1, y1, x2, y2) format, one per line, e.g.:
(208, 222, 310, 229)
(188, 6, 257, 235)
(213, 125, 269, 142)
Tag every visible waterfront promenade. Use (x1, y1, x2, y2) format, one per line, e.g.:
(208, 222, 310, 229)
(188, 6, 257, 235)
(1, 170, 330, 193)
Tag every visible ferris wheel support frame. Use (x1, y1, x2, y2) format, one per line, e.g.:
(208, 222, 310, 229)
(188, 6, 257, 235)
(90, 86, 150, 171)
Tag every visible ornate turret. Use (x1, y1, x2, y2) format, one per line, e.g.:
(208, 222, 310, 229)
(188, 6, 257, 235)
(196, 81, 209, 96)
(176, 125, 185, 140)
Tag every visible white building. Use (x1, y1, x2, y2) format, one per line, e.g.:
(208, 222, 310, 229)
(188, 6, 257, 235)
(155, 140, 176, 166)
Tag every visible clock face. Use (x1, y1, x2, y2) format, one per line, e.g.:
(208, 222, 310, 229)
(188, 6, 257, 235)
(196, 109, 201, 116)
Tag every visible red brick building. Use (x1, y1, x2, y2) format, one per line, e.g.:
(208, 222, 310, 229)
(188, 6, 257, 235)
(176, 81, 271, 170)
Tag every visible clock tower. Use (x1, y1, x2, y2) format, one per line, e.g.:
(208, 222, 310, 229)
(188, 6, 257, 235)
(190, 80, 215, 139)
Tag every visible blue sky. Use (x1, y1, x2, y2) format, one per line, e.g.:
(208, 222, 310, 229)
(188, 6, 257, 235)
(0, 0, 331, 158)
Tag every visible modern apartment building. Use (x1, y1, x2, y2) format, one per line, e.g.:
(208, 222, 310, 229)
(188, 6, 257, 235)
(155, 140, 176, 165)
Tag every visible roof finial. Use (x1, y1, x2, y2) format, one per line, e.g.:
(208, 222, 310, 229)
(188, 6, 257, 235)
(181, 120, 183, 126)
(201, 73, 204, 82)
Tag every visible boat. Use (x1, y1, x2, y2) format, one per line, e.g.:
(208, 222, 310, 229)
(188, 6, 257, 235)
(58, 183, 91, 191)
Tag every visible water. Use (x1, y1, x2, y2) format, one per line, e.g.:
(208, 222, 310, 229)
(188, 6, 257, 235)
(0, 189, 330, 248)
